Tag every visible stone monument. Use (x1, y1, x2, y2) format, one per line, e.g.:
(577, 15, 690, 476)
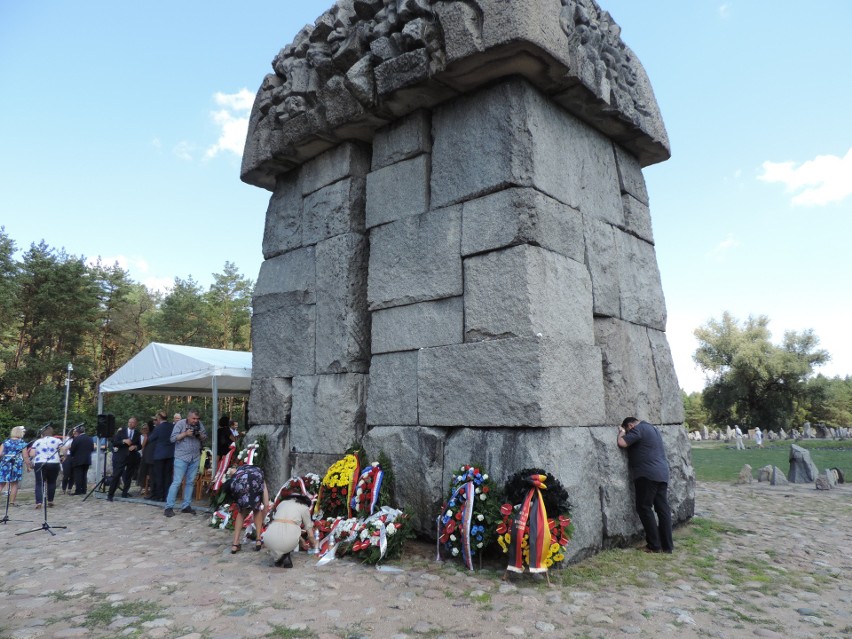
(242, 0, 694, 560)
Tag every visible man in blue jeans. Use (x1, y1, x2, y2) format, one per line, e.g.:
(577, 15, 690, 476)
(164, 409, 207, 517)
(617, 416, 674, 554)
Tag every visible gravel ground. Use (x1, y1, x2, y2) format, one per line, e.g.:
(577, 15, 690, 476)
(0, 478, 850, 639)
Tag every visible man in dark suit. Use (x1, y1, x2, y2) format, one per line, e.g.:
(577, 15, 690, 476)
(68, 425, 94, 495)
(108, 416, 142, 501)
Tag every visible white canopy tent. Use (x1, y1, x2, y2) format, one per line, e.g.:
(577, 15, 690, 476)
(97, 342, 252, 480)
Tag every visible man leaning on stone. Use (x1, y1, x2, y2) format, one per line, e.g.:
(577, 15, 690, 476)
(163, 409, 207, 518)
(617, 417, 673, 554)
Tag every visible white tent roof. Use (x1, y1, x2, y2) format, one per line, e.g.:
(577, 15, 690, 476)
(99, 342, 252, 397)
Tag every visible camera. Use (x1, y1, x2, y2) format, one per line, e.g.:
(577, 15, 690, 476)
(187, 423, 201, 437)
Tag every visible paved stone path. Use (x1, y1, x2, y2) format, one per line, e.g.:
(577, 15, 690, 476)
(0, 481, 850, 639)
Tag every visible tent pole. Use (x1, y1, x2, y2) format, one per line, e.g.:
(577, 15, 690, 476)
(212, 377, 219, 482)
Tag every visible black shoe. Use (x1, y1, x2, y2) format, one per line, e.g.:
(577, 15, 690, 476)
(164, 508, 175, 517)
(121, 493, 130, 498)
(275, 553, 292, 568)
(107, 496, 114, 502)
(181, 506, 197, 515)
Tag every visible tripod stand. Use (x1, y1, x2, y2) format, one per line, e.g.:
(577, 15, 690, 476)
(83, 446, 110, 502)
(1, 484, 31, 525)
(17, 465, 66, 536)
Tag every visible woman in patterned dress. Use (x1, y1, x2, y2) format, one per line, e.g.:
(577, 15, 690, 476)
(0, 426, 28, 507)
(228, 464, 269, 554)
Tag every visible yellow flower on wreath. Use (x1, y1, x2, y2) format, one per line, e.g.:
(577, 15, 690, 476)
(322, 454, 359, 488)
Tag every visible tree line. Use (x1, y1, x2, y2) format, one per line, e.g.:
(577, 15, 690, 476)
(684, 311, 851, 432)
(0, 227, 253, 437)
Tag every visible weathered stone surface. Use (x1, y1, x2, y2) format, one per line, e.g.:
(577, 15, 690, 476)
(647, 328, 686, 424)
(366, 351, 419, 426)
(300, 142, 370, 196)
(251, 293, 315, 378)
(737, 464, 754, 485)
(464, 244, 594, 344)
(460, 187, 585, 263)
(365, 154, 431, 228)
(367, 205, 462, 310)
(291, 374, 368, 454)
(241, 0, 670, 189)
(263, 172, 303, 259)
(614, 144, 650, 205)
(315, 233, 370, 374)
(583, 218, 621, 318)
(771, 466, 789, 485)
(788, 444, 819, 484)
(289, 452, 340, 480)
(617, 231, 667, 331)
(621, 194, 654, 244)
(254, 246, 315, 302)
(371, 109, 431, 170)
(247, 377, 292, 426)
(431, 79, 622, 226)
(595, 317, 662, 426)
(659, 425, 696, 522)
(361, 425, 446, 533)
(371, 297, 463, 354)
(302, 177, 366, 246)
(244, 424, 290, 492)
(419, 337, 605, 427)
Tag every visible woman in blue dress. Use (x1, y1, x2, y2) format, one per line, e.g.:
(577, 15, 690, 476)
(0, 426, 28, 507)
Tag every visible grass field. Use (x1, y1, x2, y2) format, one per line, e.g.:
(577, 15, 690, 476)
(690, 439, 852, 482)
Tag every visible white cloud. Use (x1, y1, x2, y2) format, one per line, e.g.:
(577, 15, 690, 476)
(205, 88, 254, 160)
(718, 3, 731, 19)
(708, 234, 739, 260)
(758, 147, 852, 206)
(143, 276, 174, 294)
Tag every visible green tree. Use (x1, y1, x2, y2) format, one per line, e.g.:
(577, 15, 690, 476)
(0, 227, 19, 376)
(205, 261, 253, 351)
(682, 390, 709, 431)
(149, 276, 215, 346)
(693, 312, 829, 431)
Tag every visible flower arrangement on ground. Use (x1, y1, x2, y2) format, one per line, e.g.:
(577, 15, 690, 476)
(315, 506, 413, 565)
(265, 473, 321, 528)
(437, 464, 502, 570)
(314, 451, 362, 519)
(497, 468, 573, 574)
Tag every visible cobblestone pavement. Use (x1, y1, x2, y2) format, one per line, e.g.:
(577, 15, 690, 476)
(0, 480, 850, 639)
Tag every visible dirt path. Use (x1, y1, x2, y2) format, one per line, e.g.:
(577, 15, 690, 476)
(0, 481, 850, 639)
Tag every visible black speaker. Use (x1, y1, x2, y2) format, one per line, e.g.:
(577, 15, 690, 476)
(96, 414, 116, 439)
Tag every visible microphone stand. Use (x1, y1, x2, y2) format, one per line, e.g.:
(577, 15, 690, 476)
(1, 483, 31, 525)
(17, 463, 66, 537)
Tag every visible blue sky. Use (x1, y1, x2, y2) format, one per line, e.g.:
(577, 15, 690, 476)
(1, 1, 850, 393)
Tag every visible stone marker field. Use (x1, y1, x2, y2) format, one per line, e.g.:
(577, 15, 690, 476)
(1, 481, 849, 639)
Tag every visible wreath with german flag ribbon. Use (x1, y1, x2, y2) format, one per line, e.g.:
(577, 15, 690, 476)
(497, 468, 573, 573)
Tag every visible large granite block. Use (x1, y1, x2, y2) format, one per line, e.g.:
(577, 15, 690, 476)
(254, 246, 315, 302)
(302, 177, 366, 246)
(461, 187, 584, 264)
(244, 424, 290, 493)
(263, 172, 303, 258)
(431, 78, 622, 227)
(362, 425, 446, 534)
(371, 109, 432, 170)
(617, 231, 667, 331)
(367, 205, 462, 310)
(659, 425, 696, 522)
(251, 292, 315, 378)
(300, 142, 370, 196)
(621, 194, 654, 244)
(315, 233, 370, 374)
(291, 373, 368, 454)
(248, 377, 292, 426)
(648, 329, 686, 424)
(418, 337, 605, 427)
(366, 351, 419, 426)
(583, 217, 620, 318)
(594, 317, 663, 426)
(614, 144, 650, 205)
(371, 297, 463, 354)
(464, 245, 594, 344)
(365, 154, 431, 228)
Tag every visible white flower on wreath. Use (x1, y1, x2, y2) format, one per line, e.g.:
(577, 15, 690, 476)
(476, 514, 484, 521)
(475, 487, 481, 494)
(386, 523, 396, 536)
(445, 510, 453, 518)
(479, 494, 486, 501)
(482, 474, 488, 480)
(360, 529, 369, 540)
(477, 542, 483, 548)
(451, 547, 459, 556)
(449, 534, 456, 542)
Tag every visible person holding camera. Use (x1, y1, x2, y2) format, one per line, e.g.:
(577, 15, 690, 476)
(163, 408, 207, 518)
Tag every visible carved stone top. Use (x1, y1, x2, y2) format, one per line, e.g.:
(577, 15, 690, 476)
(242, 0, 670, 189)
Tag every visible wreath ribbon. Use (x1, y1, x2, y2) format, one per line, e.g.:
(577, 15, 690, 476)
(436, 480, 476, 570)
(507, 474, 552, 573)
